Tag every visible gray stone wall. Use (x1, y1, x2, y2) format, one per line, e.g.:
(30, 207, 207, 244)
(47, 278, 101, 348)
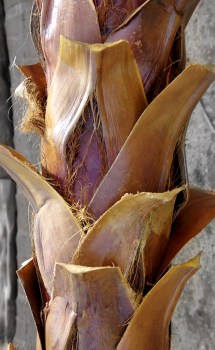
(0, 0, 214, 349)
(0, 0, 16, 343)
(172, 1, 215, 349)
(2, 0, 38, 348)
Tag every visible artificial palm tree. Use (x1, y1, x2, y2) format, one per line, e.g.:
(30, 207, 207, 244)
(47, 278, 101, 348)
(1, 0, 215, 349)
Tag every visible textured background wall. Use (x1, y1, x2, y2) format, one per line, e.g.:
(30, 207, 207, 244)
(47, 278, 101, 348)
(172, 1, 215, 349)
(0, 0, 16, 344)
(0, 0, 214, 349)
(2, 0, 38, 348)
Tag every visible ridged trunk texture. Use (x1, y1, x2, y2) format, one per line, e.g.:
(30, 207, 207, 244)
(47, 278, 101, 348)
(0, 1, 215, 350)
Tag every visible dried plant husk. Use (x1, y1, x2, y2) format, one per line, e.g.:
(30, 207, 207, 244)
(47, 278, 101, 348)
(159, 187, 215, 275)
(73, 188, 183, 293)
(18, 63, 47, 100)
(150, 0, 200, 92)
(95, 0, 147, 37)
(40, 0, 102, 87)
(117, 255, 200, 350)
(89, 65, 215, 218)
(52, 264, 135, 349)
(148, 24, 186, 101)
(0, 145, 83, 293)
(15, 78, 45, 135)
(30, 1, 45, 67)
(3, 1, 215, 349)
(106, 0, 198, 94)
(176, 0, 200, 27)
(36, 335, 43, 350)
(17, 258, 44, 348)
(7, 344, 17, 350)
(42, 37, 147, 205)
(45, 296, 77, 350)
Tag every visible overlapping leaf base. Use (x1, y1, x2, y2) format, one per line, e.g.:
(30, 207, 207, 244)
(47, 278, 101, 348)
(2, 0, 215, 349)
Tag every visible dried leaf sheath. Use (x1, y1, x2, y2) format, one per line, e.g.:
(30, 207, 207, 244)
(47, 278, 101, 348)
(45, 297, 77, 350)
(15, 78, 45, 135)
(7, 344, 17, 350)
(18, 63, 46, 100)
(53, 264, 135, 349)
(1, 0, 214, 349)
(31, 1, 44, 67)
(73, 188, 182, 291)
(159, 187, 215, 274)
(106, 0, 195, 94)
(0, 145, 83, 293)
(95, 0, 147, 36)
(117, 256, 200, 350)
(89, 65, 215, 218)
(43, 37, 147, 203)
(96, 41, 148, 166)
(182, 0, 201, 26)
(17, 259, 44, 347)
(40, 0, 101, 87)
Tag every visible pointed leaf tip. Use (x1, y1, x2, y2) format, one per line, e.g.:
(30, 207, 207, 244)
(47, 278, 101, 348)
(159, 187, 215, 274)
(117, 255, 200, 350)
(0, 145, 83, 293)
(73, 187, 183, 291)
(43, 37, 147, 197)
(17, 259, 44, 348)
(8, 345, 16, 350)
(89, 65, 215, 218)
(183, 254, 201, 269)
(18, 63, 47, 99)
